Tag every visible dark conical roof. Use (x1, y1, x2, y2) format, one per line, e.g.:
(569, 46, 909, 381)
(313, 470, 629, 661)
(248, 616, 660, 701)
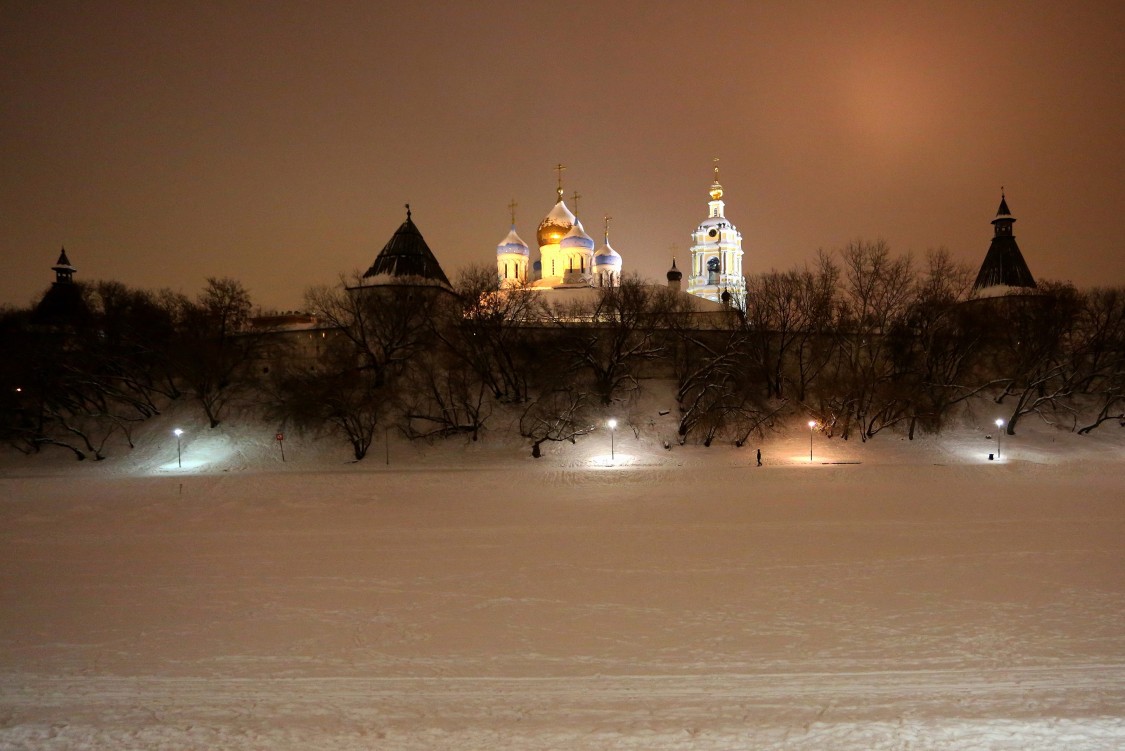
(992, 194, 1015, 225)
(666, 257, 682, 282)
(972, 238, 1037, 290)
(362, 206, 451, 287)
(54, 247, 75, 269)
(973, 195, 1036, 293)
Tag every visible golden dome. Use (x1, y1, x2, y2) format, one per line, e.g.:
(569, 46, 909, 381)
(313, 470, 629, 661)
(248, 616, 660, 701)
(537, 200, 575, 248)
(709, 158, 723, 200)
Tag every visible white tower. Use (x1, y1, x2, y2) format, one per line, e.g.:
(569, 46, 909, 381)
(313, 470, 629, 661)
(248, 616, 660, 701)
(687, 160, 745, 306)
(593, 215, 623, 287)
(496, 200, 530, 287)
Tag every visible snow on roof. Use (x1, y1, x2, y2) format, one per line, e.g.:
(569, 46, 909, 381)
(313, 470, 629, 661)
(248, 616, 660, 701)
(496, 226, 530, 256)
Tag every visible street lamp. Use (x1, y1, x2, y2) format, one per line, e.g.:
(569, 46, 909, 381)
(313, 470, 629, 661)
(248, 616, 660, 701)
(174, 428, 183, 468)
(808, 420, 816, 462)
(995, 418, 1004, 460)
(607, 418, 617, 461)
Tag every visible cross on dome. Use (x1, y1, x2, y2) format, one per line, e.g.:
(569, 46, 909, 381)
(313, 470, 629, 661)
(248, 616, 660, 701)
(554, 163, 566, 201)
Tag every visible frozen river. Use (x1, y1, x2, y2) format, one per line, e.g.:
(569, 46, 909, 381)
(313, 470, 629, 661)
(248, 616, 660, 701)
(1, 455, 1123, 749)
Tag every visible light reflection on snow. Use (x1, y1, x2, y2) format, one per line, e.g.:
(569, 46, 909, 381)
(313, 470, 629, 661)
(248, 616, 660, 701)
(588, 452, 637, 467)
(155, 434, 236, 473)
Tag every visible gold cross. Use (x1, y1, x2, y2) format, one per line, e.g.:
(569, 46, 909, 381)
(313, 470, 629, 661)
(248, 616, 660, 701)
(571, 190, 582, 216)
(554, 163, 566, 200)
(604, 214, 612, 239)
(507, 199, 518, 225)
(713, 157, 720, 182)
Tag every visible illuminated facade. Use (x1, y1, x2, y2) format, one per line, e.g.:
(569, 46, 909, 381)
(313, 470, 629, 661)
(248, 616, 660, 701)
(495, 220, 530, 290)
(496, 166, 623, 289)
(687, 162, 745, 306)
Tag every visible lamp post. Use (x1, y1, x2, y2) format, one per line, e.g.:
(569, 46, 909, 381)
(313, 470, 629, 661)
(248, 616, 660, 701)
(808, 420, 816, 462)
(995, 418, 1004, 460)
(607, 418, 617, 461)
(174, 428, 183, 468)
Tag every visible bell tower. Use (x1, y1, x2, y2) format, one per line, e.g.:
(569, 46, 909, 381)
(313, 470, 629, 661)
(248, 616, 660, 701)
(687, 160, 745, 306)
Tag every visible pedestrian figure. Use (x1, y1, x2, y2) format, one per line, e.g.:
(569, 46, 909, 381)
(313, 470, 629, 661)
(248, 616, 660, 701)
(756, 448, 762, 467)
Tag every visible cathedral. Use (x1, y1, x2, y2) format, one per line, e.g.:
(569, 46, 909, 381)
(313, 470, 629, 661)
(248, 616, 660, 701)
(497, 163, 746, 307)
(496, 166, 623, 291)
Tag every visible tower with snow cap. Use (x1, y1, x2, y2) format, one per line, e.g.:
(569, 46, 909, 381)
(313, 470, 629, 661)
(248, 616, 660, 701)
(593, 216, 623, 287)
(496, 200, 530, 287)
(559, 199, 595, 285)
(687, 160, 745, 306)
(971, 191, 1037, 298)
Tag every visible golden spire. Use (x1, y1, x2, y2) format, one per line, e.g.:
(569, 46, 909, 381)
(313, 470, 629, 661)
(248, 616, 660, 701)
(710, 158, 724, 201)
(507, 199, 518, 225)
(603, 214, 612, 242)
(554, 163, 566, 202)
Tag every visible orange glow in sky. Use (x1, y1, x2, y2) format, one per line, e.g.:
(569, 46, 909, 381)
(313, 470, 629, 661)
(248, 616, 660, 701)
(2, 1, 1122, 311)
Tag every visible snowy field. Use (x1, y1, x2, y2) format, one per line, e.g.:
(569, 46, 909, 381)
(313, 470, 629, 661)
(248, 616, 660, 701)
(1, 417, 1124, 749)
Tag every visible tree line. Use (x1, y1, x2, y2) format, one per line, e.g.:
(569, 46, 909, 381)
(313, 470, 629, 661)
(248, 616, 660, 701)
(2, 241, 1123, 460)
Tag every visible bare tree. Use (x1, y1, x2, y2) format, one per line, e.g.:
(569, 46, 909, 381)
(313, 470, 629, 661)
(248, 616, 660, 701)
(170, 277, 259, 428)
(894, 249, 993, 438)
(989, 282, 1083, 434)
(1072, 286, 1125, 433)
(519, 384, 595, 458)
(305, 274, 438, 389)
(820, 240, 915, 440)
(431, 264, 543, 403)
(551, 276, 671, 406)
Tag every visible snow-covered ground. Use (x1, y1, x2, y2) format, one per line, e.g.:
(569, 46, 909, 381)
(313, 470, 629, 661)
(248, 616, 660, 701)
(1, 410, 1123, 749)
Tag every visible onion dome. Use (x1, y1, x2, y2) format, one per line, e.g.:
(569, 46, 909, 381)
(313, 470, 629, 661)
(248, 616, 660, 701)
(666, 257, 682, 282)
(537, 200, 576, 247)
(496, 226, 530, 257)
(594, 234, 622, 266)
(560, 219, 595, 250)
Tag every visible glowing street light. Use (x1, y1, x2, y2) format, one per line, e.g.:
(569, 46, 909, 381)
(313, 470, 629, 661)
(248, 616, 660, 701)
(173, 428, 184, 468)
(607, 418, 617, 461)
(808, 420, 817, 462)
(995, 418, 1005, 460)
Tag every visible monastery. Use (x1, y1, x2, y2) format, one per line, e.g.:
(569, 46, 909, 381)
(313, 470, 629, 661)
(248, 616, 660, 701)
(495, 162, 746, 310)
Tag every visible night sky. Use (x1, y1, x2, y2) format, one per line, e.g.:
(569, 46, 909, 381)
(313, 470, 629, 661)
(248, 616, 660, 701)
(3, 0, 1123, 312)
